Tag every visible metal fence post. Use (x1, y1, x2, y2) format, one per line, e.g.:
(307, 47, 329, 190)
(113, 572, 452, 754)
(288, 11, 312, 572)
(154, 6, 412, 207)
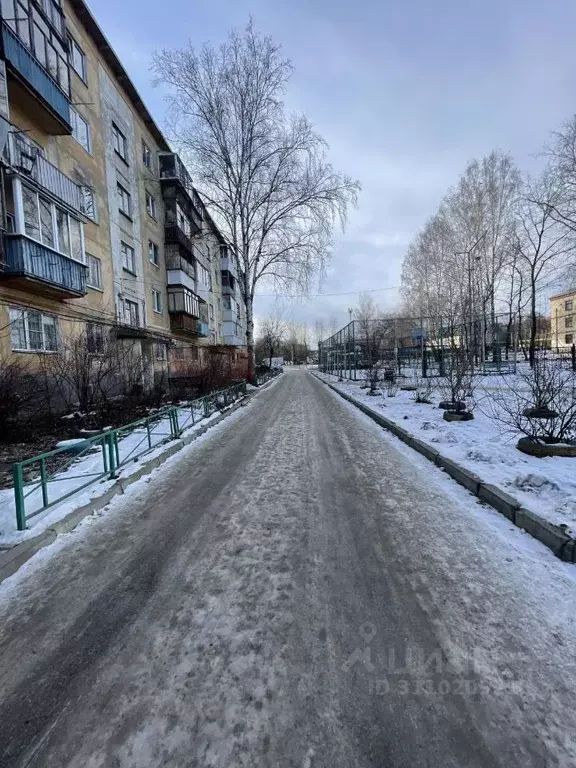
(106, 432, 117, 479)
(40, 457, 48, 509)
(13, 462, 26, 531)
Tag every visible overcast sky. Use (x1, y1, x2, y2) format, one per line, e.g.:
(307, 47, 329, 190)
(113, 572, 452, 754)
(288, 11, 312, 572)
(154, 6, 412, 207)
(89, 0, 576, 334)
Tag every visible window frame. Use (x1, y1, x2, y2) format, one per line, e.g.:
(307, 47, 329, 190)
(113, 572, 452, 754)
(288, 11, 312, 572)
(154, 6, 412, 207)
(21, 182, 85, 262)
(565, 300, 573, 312)
(145, 191, 157, 219)
(148, 239, 159, 267)
(123, 298, 140, 327)
(9, 306, 59, 353)
(86, 253, 102, 290)
(86, 322, 104, 354)
(565, 316, 574, 329)
(112, 122, 128, 163)
(117, 182, 132, 218)
(120, 241, 135, 274)
(68, 33, 87, 82)
(142, 139, 152, 169)
(152, 289, 163, 314)
(566, 334, 574, 345)
(69, 107, 91, 153)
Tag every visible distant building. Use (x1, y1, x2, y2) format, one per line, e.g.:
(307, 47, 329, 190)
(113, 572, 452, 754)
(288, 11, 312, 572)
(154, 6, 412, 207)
(550, 289, 576, 351)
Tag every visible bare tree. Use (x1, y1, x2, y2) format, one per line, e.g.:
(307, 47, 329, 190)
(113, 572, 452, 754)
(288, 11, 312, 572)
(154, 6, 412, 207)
(514, 170, 574, 366)
(258, 316, 286, 368)
(154, 22, 359, 381)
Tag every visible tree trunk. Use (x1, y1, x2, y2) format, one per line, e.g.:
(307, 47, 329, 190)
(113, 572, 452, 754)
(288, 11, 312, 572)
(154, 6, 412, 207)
(245, 293, 256, 384)
(529, 278, 537, 369)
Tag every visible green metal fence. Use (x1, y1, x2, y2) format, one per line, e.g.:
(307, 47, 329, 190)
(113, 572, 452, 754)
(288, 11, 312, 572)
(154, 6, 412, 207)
(256, 368, 283, 386)
(12, 382, 246, 531)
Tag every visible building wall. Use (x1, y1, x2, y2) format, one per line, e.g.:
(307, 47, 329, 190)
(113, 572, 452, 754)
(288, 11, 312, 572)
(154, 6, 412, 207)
(551, 291, 576, 350)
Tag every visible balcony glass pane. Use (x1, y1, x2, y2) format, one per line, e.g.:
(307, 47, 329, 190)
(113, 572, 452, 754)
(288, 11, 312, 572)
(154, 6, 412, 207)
(23, 185, 40, 239)
(9, 308, 26, 349)
(28, 311, 43, 349)
(39, 197, 54, 247)
(70, 216, 82, 261)
(43, 314, 57, 350)
(56, 208, 69, 255)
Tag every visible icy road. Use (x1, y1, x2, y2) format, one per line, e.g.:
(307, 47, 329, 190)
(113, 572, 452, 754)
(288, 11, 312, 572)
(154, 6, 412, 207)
(1, 371, 576, 767)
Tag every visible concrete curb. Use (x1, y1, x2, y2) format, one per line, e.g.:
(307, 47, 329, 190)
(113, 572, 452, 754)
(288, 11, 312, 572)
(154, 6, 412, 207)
(0, 392, 260, 585)
(315, 374, 576, 563)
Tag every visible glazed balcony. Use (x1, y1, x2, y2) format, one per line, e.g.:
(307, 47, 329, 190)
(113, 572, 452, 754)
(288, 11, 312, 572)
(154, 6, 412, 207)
(159, 153, 203, 233)
(169, 313, 209, 337)
(1, 23, 72, 134)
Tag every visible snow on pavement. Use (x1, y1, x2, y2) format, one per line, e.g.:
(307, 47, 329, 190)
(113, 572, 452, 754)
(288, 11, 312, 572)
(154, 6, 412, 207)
(0, 372, 575, 767)
(318, 371, 576, 536)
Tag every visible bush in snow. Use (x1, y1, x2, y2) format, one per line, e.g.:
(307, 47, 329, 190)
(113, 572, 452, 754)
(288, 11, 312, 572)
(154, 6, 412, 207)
(486, 357, 576, 445)
(411, 369, 434, 404)
(438, 347, 475, 415)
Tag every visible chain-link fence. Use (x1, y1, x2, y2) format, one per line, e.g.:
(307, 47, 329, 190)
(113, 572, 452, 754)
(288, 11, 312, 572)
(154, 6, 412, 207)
(318, 313, 575, 381)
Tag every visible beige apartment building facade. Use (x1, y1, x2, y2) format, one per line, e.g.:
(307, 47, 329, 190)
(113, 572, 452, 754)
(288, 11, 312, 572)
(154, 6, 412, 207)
(550, 289, 576, 352)
(0, 0, 245, 396)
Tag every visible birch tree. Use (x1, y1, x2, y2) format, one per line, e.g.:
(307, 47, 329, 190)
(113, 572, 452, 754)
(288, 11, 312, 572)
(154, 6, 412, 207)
(154, 22, 359, 380)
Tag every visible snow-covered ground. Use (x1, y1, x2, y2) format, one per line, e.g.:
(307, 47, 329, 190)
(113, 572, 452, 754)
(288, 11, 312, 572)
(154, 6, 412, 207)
(0, 403, 222, 547)
(317, 371, 576, 536)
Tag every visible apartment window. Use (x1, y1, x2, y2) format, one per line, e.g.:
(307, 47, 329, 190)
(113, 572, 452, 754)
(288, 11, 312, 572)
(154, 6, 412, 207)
(112, 123, 128, 162)
(9, 307, 58, 352)
(21, 184, 83, 261)
(172, 347, 184, 360)
(117, 183, 131, 217)
(86, 322, 104, 354)
(565, 300, 573, 312)
(81, 186, 97, 221)
(70, 107, 91, 153)
(123, 299, 140, 327)
(567, 334, 574, 345)
(145, 191, 157, 219)
(86, 253, 102, 289)
(566, 316, 574, 329)
(120, 241, 135, 273)
(218, 323, 223, 338)
(142, 140, 152, 169)
(209, 304, 214, 321)
(155, 343, 167, 361)
(198, 263, 209, 288)
(152, 289, 162, 313)
(148, 239, 159, 266)
(68, 34, 86, 81)
(168, 288, 199, 317)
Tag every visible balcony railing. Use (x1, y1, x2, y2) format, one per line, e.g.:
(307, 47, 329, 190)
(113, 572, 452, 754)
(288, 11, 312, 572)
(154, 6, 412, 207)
(159, 153, 203, 231)
(164, 224, 195, 258)
(1, 23, 71, 133)
(1, 235, 87, 297)
(169, 313, 209, 337)
(6, 138, 85, 214)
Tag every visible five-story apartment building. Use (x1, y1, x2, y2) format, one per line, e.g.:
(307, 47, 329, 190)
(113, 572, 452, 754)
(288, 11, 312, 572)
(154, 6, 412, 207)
(0, 0, 245, 393)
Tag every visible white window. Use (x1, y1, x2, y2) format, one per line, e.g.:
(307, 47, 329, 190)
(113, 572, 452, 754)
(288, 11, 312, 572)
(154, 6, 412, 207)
(198, 263, 209, 288)
(86, 253, 102, 289)
(124, 299, 140, 326)
(70, 107, 91, 153)
(565, 300, 573, 312)
(86, 322, 104, 354)
(145, 191, 156, 219)
(148, 240, 159, 266)
(81, 186, 97, 221)
(68, 34, 86, 81)
(566, 316, 574, 329)
(152, 289, 162, 314)
(142, 139, 152, 169)
(117, 183, 131, 217)
(112, 122, 128, 161)
(9, 307, 58, 352)
(121, 241, 135, 273)
(21, 184, 84, 261)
